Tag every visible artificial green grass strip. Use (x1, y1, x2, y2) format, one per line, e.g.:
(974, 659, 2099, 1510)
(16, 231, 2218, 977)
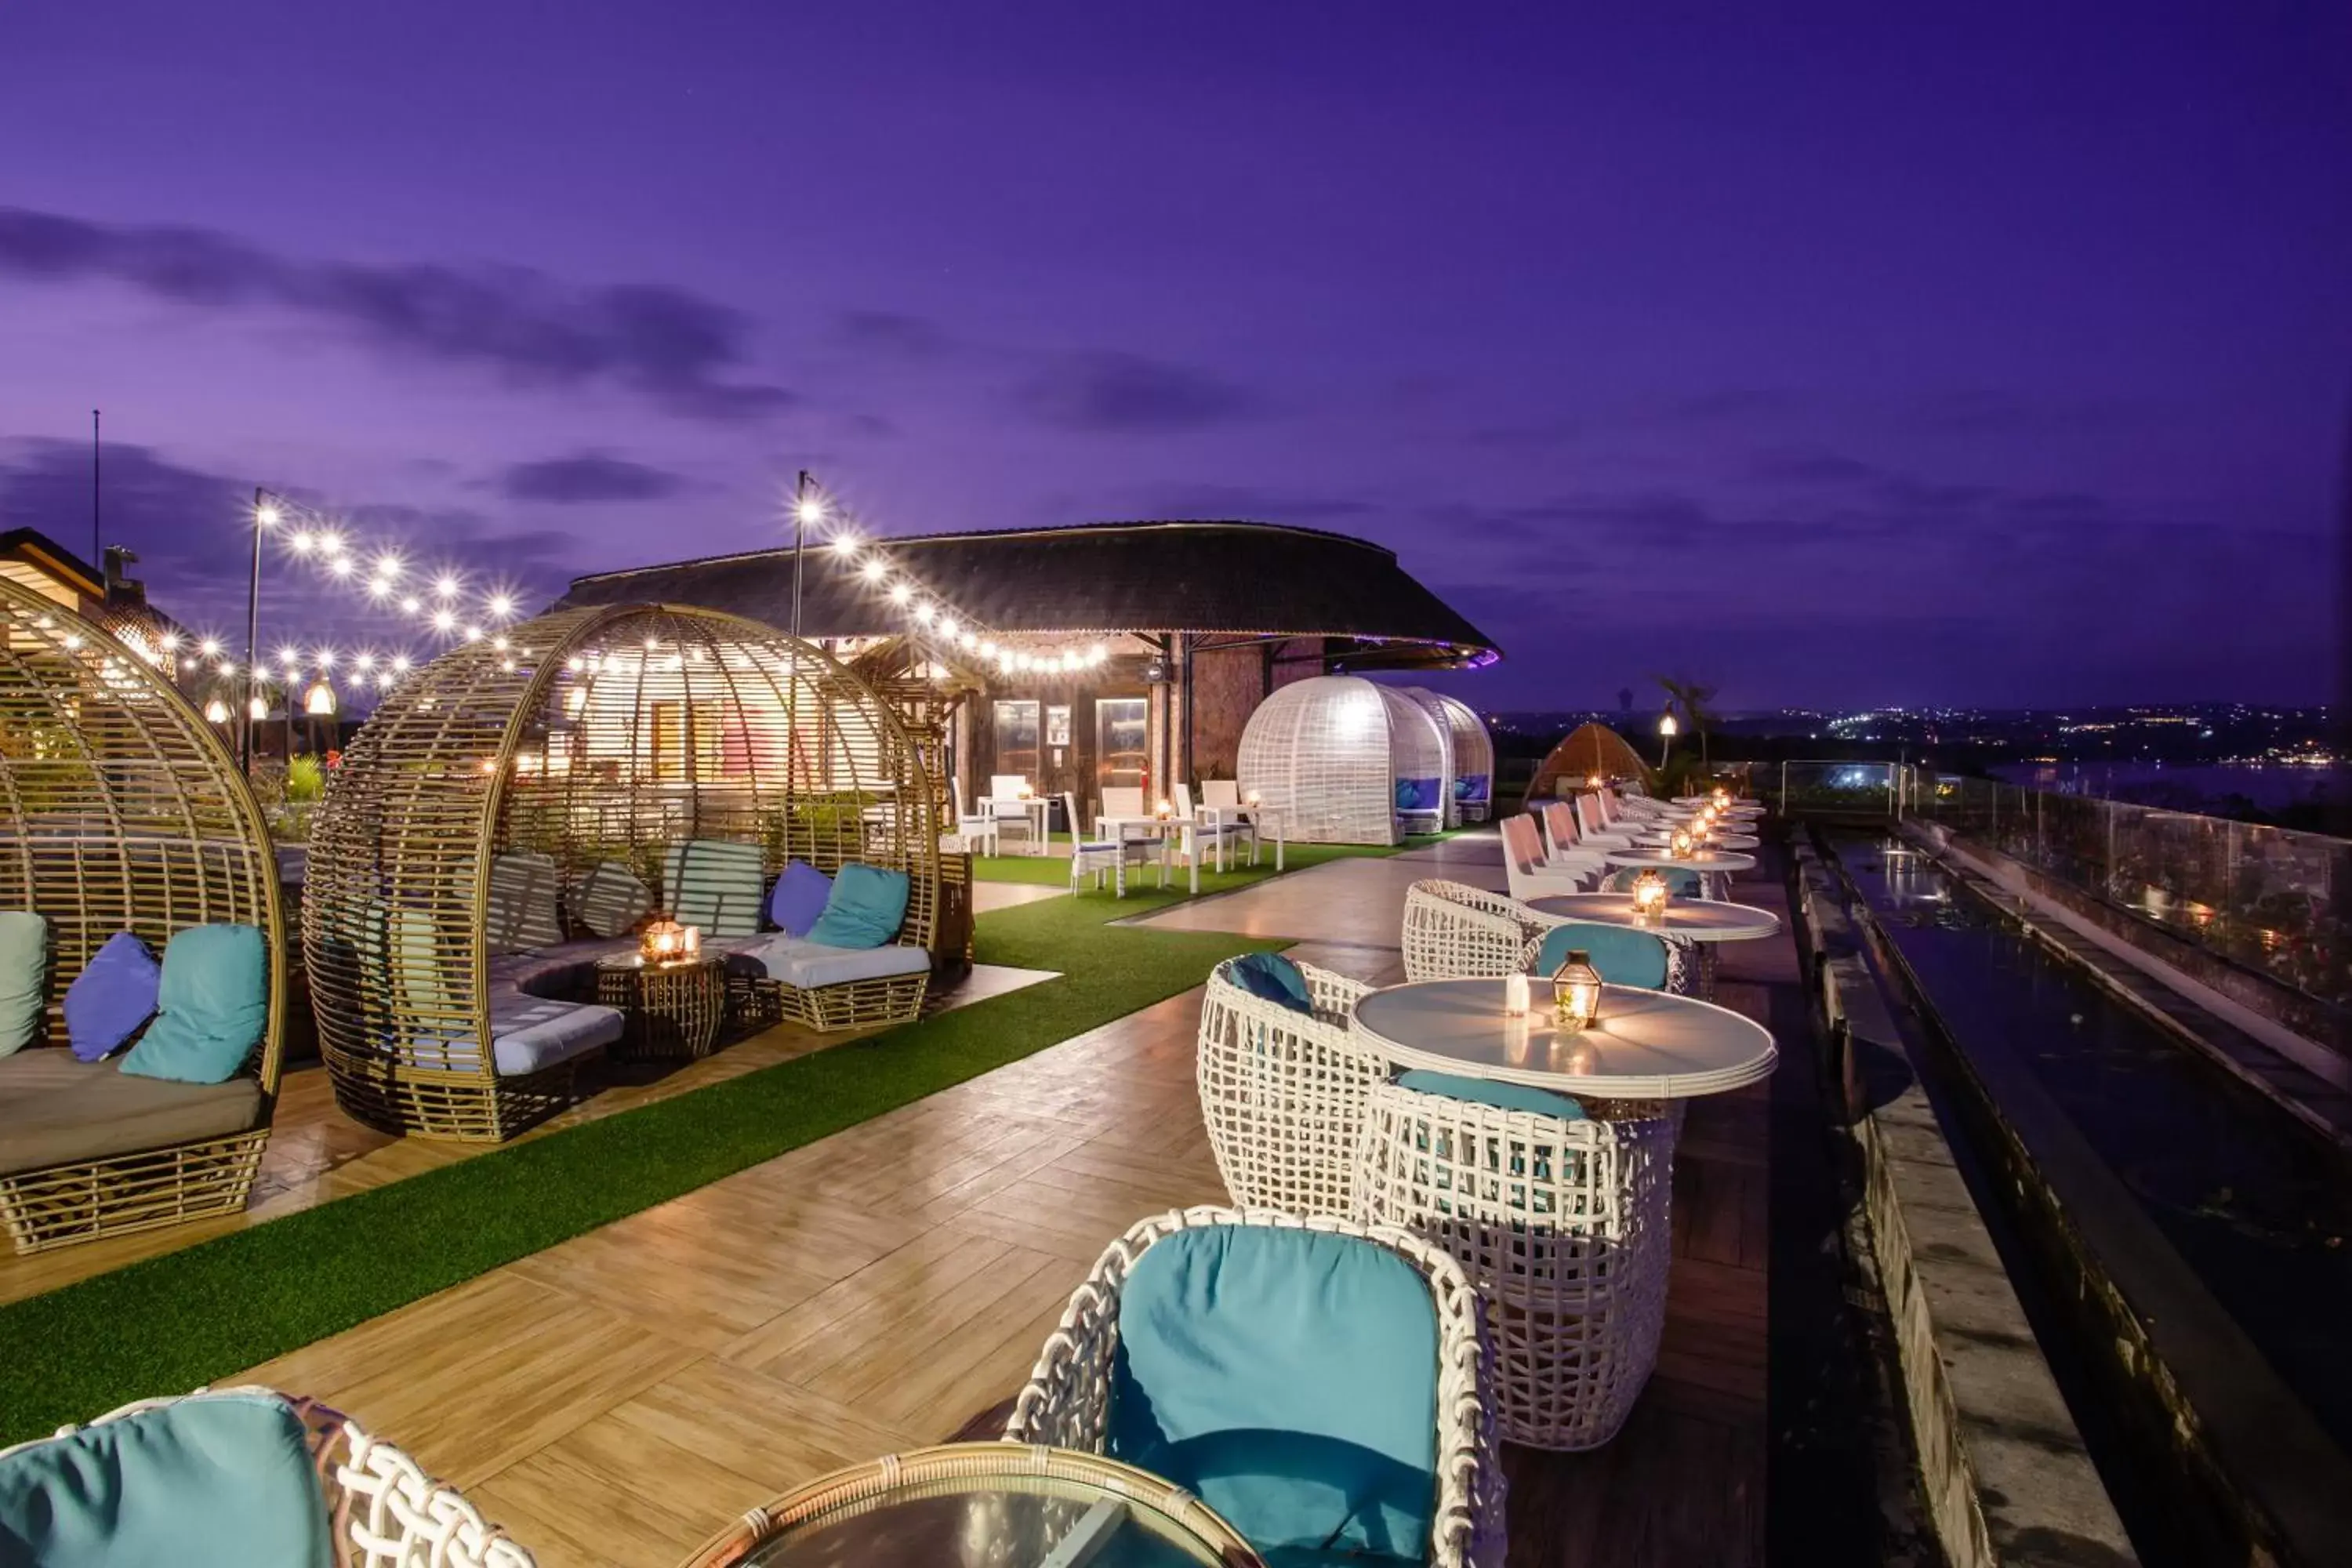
(975, 835, 1450, 886)
(0, 885, 1301, 1443)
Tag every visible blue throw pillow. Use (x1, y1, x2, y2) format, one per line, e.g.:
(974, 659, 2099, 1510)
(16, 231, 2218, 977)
(0, 1390, 332, 1568)
(768, 859, 833, 938)
(1397, 1068, 1586, 1120)
(1228, 953, 1312, 1014)
(122, 924, 269, 1085)
(65, 932, 161, 1062)
(1394, 776, 1439, 812)
(0, 910, 47, 1057)
(805, 862, 911, 950)
(1109, 1225, 1440, 1558)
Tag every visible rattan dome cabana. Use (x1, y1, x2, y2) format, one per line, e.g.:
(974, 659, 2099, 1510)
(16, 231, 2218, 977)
(1523, 721, 1650, 811)
(1401, 688, 1495, 826)
(1235, 675, 1448, 845)
(0, 576, 287, 1252)
(303, 602, 946, 1142)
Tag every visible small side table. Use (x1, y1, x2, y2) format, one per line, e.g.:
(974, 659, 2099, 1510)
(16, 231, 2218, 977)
(595, 953, 727, 1060)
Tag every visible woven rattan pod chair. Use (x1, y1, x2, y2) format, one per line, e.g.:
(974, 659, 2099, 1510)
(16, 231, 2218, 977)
(1004, 1206, 1507, 1568)
(1236, 674, 1450, 845)
(0, 1387, 535, 1566)
(1400, 878, 1562, 983)
(1352, 1078, 1675, 1450)
(303, 602, 946, 1142)
(1399, 688, 1495, 827)
(0, 579, 286, 1253)
(1195, 955, 1383, 1216)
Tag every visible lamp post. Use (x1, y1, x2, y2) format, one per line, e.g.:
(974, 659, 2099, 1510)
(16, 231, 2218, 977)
(790, 470, 826, 642)
(1657, 709, 1679, 771)
(304, 675, 337, 759)
(243, 488, 281, 772)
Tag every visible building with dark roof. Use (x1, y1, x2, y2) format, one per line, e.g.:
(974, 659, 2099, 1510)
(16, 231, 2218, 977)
(560, 519, 1499, 815)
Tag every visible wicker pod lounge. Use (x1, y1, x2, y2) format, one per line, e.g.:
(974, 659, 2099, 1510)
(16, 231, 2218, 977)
(1399, 687, 1495, 826)
(0, 579, 287, 1253)
(303, 602, 946, 1142)
(1236, 674, 1450, 845)
(1005, 1205, 1508, 1568)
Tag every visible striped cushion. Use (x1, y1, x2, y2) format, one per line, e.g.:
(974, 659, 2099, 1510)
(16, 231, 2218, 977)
(662, 840, 766, 937)
(573, 862, 654, 939)
(485, 851, 564, 953)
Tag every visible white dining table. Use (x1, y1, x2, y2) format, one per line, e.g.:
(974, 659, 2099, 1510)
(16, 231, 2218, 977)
(1527, 893, 1782, 999)
(1352, 977, 1777, 1102)
(978, 796, 1051, 855)
(1606, 846, 1756, 901)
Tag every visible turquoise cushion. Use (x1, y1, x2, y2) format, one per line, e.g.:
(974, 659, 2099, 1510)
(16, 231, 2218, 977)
(1108, 1225, 1440, 1559)
(662, 840, 767, 938)
(1227, 953, 1312, 1014)
(1534, 921, 1670, 991)
(805, 863, 911, 950)
(121, 924, 269, 1085)
(0, 911, 48, 1056)
(0, 1390, 331, 1568)
(1606, 866, 1701, 898)
(1396, 1069, 1585, 1120)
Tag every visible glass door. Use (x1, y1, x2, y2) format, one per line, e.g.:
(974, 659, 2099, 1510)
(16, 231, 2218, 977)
(1095, 697, 1148, 799)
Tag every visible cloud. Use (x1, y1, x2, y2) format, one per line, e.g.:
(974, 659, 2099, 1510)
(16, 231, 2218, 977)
(1018, 351, 1255, 433)
(0, 207, 793, 422)
(835, 310, 954, 358)
(1137, 482, 1374, 522)
(496, 452, 688, 504)
(1749, 447, 1882, 485)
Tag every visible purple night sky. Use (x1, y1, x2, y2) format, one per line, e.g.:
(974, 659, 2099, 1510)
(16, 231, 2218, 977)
(2, 4, 2344, 710)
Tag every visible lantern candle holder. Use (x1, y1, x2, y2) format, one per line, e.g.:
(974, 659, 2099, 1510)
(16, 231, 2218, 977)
(1630, 869, 1671, 925)
(1712, 786, 1731, 809)
(639, 916, 702, 966)
(1552, 949, 1602, 1033)
(1670, 828, 1696, 859)
(1154, 797, 1174, 820)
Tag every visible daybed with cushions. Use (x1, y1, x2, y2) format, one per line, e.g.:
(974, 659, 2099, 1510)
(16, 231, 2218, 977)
(0, 578, 287, 1252)
(303, 601, 946, 1140)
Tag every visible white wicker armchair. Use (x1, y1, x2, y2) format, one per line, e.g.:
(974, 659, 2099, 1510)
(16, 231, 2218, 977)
(1353, 1081, 1676, 1451)
(1004, 1206, 1507, 1568)
(1403, 879, 1554, 982)
(0, 1387, 537, 1567)
(1196, 956, 1381, 1215)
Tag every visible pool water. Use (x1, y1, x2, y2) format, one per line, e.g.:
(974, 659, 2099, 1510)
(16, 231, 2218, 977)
(1838, 837, 2352, 1457)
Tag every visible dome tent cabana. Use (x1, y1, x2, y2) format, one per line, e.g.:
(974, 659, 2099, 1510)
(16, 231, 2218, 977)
(303, 602, 947, 1142)
(0, 575, 287, 1252)
(1236, 675, 1449, 846)
(1523, 721, 1650, 811)
(1401, 688, 1495, 826)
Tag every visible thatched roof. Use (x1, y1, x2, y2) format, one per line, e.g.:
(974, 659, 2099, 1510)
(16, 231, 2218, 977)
(1523, 722, 1649, 809)
(558, 520, 1498, 671)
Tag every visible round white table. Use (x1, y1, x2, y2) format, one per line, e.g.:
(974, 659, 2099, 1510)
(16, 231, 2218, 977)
(1527, 893, 1782, 999)
(1675, 796, 1761, 808)
(1607, 846, 1755, 900)
(1353, 977, 1777, 1101)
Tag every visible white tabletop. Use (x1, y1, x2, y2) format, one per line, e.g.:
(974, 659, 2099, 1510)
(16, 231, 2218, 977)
(1526, 894, 1782, 942)
(1674, 796, 1759, 808)
(1353, 978, 1777, 1099)
(1606, 848, 1757, 873)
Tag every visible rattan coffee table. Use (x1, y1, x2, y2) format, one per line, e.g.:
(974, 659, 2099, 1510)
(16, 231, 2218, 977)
(594, 953, 726, 1060)
(675, 1442, 1264, 1566)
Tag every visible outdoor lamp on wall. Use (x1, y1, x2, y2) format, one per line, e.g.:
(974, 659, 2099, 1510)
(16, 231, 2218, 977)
(1630, 869, 1671, 925)
(1551, 949, 1603, 1033)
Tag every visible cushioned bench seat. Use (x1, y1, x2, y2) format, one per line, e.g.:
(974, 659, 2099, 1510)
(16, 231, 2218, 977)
(0, 1051, 263, 1177)
(745, 935, 931, 991)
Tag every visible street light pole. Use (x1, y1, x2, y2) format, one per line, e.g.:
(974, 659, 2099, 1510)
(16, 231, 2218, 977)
(243, 488, 274, 772)
(1657, 710, 1679, 771)
(790, 470, 822, 641)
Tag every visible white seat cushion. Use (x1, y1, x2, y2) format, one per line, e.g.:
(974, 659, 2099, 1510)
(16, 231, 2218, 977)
(487, 994, 623, 1075)
(752, 935, 931, 991)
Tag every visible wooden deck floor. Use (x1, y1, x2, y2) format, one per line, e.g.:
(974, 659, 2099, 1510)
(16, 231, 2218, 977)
(31, 836, 1787, 1566)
